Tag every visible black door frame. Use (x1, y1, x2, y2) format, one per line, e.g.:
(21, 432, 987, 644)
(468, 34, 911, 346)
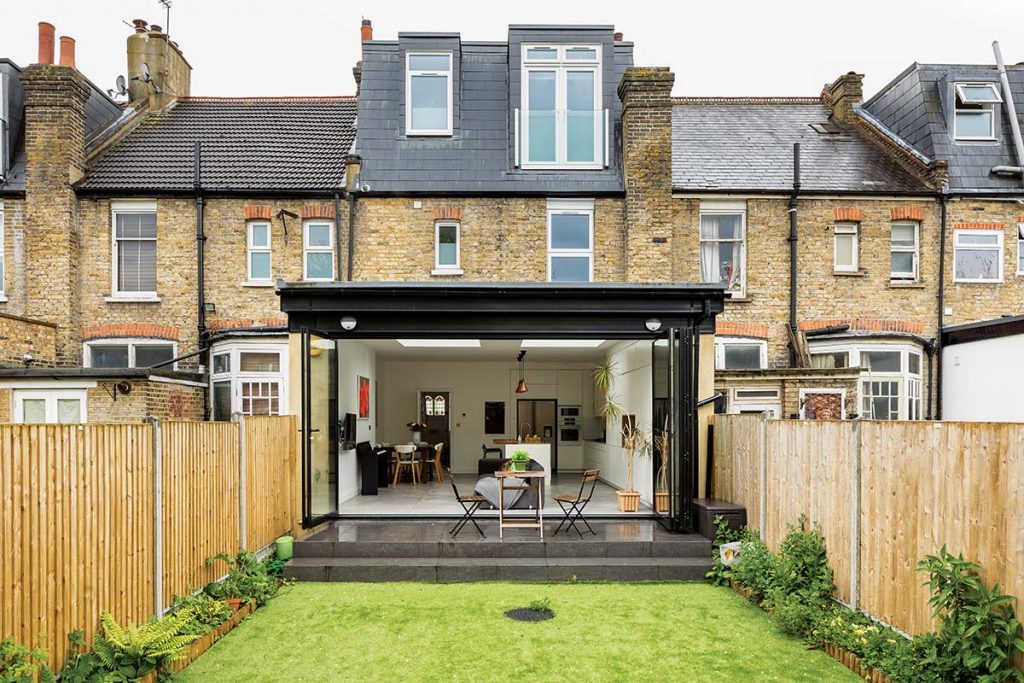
(283, 282, 723, 531)
(300, 328, 339, 529)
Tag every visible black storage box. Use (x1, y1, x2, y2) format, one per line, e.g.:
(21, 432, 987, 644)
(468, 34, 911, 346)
(693, 498, 747, 541)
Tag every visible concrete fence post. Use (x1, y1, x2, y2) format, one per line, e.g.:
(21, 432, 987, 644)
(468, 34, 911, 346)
(849, 418, 862, 609)
(238, 414, 247, 551)
(150, 418, 164, 617)
(759, 411, 768, 536)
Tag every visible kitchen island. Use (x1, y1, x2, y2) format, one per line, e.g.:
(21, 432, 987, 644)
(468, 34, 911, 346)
(503, 443, 551, 490)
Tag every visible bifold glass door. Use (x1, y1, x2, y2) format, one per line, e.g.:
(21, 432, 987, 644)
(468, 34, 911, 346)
(301, 330, 338, 527)
(652, 325, 698, 531)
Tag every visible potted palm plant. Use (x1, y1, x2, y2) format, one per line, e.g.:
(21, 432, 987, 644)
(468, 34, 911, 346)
(592, 359, 623, 436)
(618, 423, 651, 512)
(655, 416, 670, 513)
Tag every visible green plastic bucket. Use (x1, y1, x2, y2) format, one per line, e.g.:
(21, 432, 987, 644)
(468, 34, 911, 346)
(275, 535, 294, 562)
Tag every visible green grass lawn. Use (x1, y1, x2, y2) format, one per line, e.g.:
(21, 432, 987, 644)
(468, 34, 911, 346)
(177, 582, 859, 682)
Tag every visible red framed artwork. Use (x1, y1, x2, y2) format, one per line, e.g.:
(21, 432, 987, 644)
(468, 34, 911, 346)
(357, 375, 370, 419)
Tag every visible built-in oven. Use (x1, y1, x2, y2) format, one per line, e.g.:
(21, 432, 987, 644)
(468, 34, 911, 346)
(558, 426, 581, 444)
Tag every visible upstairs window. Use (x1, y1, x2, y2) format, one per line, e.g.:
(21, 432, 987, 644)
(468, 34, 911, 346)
(890, 222, 919, 281)
(547, 200, 594, 282)
(303, 221, 334, 281)
(700, 202, 746, 297)
(433, 221, 461, 274)
(519, 45, 603, 169)
(954, 229, 1003, 282)
(953, 82, 1001, 141)
(112, 202, 157, 297)
(834, 222, 859, 272)
(406, 52, 452, 136)
(715, 337, 767, 370)
(247, 221, 272, 282)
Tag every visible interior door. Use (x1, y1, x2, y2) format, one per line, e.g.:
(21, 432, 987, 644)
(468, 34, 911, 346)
(420, 391, 450, 467)
(301, 330, 338, 528)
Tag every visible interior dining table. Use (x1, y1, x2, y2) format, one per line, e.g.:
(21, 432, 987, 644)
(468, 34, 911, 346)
(383, 443, 436, 482)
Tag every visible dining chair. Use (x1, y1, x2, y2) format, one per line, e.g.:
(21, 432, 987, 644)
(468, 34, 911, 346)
(446, 467, 486, 538)
(553, 469, 600, 538)
(393, 444, 419, 485)
(428, 442, 445, 483)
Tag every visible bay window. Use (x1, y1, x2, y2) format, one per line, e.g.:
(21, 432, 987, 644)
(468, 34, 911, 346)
(406, 52, 452, 136)
(700, 202, 746, 297)
(810, 342, 923, 420)
(519, 45, 604, 168)
(890, 222, 919, 281)
(547, 200, 593, 282)
(210, 344, 288, 420)
(954, 229, 1003, 282)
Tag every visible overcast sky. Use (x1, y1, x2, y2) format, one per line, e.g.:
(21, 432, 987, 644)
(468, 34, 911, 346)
(2, 0, 1023, 99)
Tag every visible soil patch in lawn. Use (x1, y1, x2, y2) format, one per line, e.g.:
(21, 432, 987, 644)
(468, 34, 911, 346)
(504, 607, 555, 622)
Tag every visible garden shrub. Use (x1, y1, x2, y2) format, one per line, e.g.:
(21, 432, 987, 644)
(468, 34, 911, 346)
(768, 591, 825, 641)
(775, 515, 834, 605)
(730, 530, 780, 606)
(57, 630, 106, 683)
(0, 636, 54, 683)
(205, 550, 281, 606)
(171, 592, 234, 636)
(92, 610, 197, 681)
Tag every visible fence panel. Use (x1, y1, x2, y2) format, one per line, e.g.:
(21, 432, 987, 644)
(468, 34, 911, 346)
(244, 415, 298, 551)
(711, 414, 763, 529)
(0, 424, 154, 671)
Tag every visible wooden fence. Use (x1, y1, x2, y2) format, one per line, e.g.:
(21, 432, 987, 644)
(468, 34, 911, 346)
(712, 415, 1024, 639)
(0, 415, 298, 672)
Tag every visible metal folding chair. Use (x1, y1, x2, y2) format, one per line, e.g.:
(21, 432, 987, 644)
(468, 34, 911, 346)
(447, 467, 486, 538)
(553, 469, 600, 538)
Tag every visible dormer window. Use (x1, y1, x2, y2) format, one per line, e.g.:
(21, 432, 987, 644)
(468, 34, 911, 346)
(406, 52, 453, 136)
(517, 44, 605, 169)
(953, 82, 1001, 141)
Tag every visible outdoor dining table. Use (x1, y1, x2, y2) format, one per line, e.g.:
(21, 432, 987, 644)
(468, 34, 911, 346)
(495, 470, 545, 539)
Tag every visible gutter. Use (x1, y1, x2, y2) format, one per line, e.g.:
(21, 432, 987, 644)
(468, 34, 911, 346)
(787, 143, 801, 367)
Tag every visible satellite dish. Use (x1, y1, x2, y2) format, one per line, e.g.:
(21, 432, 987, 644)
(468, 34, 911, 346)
(141, 63, 151, 82)
(115, 75, 127, 96)
(115, 382, 132, 396)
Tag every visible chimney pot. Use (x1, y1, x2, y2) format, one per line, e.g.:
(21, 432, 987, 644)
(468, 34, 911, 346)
(361, 19, 373, 42)
(149, 24, 163, 33)
(37, 22, 55, 65)
(614, 31, 624, 41)
(132, 19, 149, 33)
(59, 36, 76, 68)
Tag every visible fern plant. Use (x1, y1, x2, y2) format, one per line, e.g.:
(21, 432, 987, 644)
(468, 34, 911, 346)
(92, 611, 196, 681)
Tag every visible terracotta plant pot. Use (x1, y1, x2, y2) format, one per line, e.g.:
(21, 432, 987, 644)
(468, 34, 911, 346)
(226, 597, 244, 611)
(617, 490, 641, 512)
(655, 491, 669, 513)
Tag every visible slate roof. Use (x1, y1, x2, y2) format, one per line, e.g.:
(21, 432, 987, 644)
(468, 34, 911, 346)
(863, 63, 1024, 192)
(672, 99, 930, 194)
(80, 97, 357, 193)
(354, 27, 631, 195)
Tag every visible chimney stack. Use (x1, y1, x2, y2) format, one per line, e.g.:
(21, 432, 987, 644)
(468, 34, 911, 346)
(37, 22, 55, 64)
(127, 20, 192, 109)
(826, 71, 864, 125)
(361, 19, 373, 42)
(59, 36, 76, 68)
(614, 31, 624, 42)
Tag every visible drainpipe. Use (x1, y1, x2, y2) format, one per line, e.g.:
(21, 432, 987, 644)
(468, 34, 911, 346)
(993, 42, 1024, 188)
(935, 192, 948, 420)
(194, 142, 210, 418)
(333, 191, 343, 281)
(787, 143, 801, 367)
(347, 192, 357, 281)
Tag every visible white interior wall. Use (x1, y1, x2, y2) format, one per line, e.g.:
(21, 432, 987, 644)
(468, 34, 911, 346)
(337, 340, 377, 505)
(943, 335, 1024, 422)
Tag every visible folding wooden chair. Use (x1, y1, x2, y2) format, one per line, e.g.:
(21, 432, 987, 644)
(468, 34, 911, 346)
(553, 469, 600, 538)
(447, 467, 486, 538)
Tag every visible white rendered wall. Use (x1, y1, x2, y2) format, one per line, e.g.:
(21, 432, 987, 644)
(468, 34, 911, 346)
(943, 335, 1024, 422)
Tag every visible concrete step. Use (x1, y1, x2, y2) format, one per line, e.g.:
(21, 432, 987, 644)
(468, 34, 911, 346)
(293, 537, 711, 560)
(284, 556, 713, 583)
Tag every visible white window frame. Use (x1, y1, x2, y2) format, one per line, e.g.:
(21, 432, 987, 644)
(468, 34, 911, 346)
(953, 82, 1000, 141)
(0, 71, 7, 180)
(83, 338, 178, 370)
(520, 44, 603, 170)
(209, 342, 289, 420)
(833, 222, 859, 272)
(715, 336, 768, 370)
(808, 341, 923, 420)
(432, 221, 462, 275)
(0, 200, 5, 301)
(302, 220, 335, 281)
(13, 389, 87, 424)
(1017, 224, 1024, 276)
(110, 200, 159, 300)
(405, 51, 453, 137)
(953, 229, 1003, 283)
(890, 221, 919, 281)
(246, 220, 272, 283)
(546, 199, 594, 283)
(798, 388, 848, 420)
(700, 201, 747, 297)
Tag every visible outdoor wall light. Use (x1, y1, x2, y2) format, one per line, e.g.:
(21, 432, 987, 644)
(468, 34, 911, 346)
(341, 316, 357, 331)
(645, 318, 662, 332)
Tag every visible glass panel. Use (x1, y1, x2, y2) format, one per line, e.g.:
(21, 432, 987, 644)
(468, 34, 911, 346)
(240, 351, 280, 372)
(117, 239, 157, 292)
(527, 71, 556, 162)
(908, 353, 921, 375)
(891, 224, 917, 246)
(566, 71, 595, 162)
(22, 398, 47, 423)
(811, 352, 849, 369)
(958, 233, 1000, 246)
(307, 335, 338, 519)
(213, 353, 230, 375)
(701, 213, 742, 240)
(242, 381, 280, 416)
(115, 212, 157, 239)
(863, 380, 900, 420)
(212, 380, 232, 421)
(835, 233, 855, 268)
(863, 351, 901, 372)
(550, 213, 590, 249)
(958, 84, 1000, 102)
(525, 47, 557, 60)
(134, 344, 174, 368)
(90, 344, 130, 368)
(700, 241, 742, 288)
(249, 223, 269, 247)
(250, 251, 271, 279)
(435, 395, 446, 416)
(550, 256, 591, 282)
(566, 48, 597, 60)
(306, 224, 332, 247)
(409, 54, 450, 71)
(410, 74, 448, 131)
(306, 252, 333, 279)
(57, 399, 81, 424)
(891, 252, 915, 276)
(437, 225, 458, 266)
(424, 396, 434, 416)
(956, 111, 992, 138)
(723, 344, 762, 370)
(955, 249, 1000, 280)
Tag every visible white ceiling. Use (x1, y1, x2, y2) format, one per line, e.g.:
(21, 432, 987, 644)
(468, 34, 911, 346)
(359, 339, 613, 362)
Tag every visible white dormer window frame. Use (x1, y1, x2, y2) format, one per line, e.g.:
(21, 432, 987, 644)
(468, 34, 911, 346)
(953, 82, 1001, 141)
(0, 201, 5, 301)
(519, 44, 603, 170)
(405, 51, 453, 137)
(0, 71, 8, 180)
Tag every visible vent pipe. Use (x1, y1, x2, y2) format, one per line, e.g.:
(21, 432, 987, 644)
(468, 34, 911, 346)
(993, 41, 1024, 188)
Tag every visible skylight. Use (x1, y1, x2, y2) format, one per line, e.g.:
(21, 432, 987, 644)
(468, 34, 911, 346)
(955, 83, 1002, 104)
(396, 339, 481, 348)
(520, 339, 605, 348)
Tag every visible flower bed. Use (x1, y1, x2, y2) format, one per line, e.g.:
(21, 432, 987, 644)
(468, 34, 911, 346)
(822, 643, 891, 683)
(165, 600, 256, 673)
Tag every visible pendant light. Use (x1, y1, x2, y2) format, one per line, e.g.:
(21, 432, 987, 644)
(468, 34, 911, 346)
(515, 350, 528, 393)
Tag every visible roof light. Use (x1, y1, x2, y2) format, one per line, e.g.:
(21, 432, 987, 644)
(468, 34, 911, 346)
(396, 339, 481, 348)
(520, 340, 605, 348)
(955, 83, 1002, 104)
